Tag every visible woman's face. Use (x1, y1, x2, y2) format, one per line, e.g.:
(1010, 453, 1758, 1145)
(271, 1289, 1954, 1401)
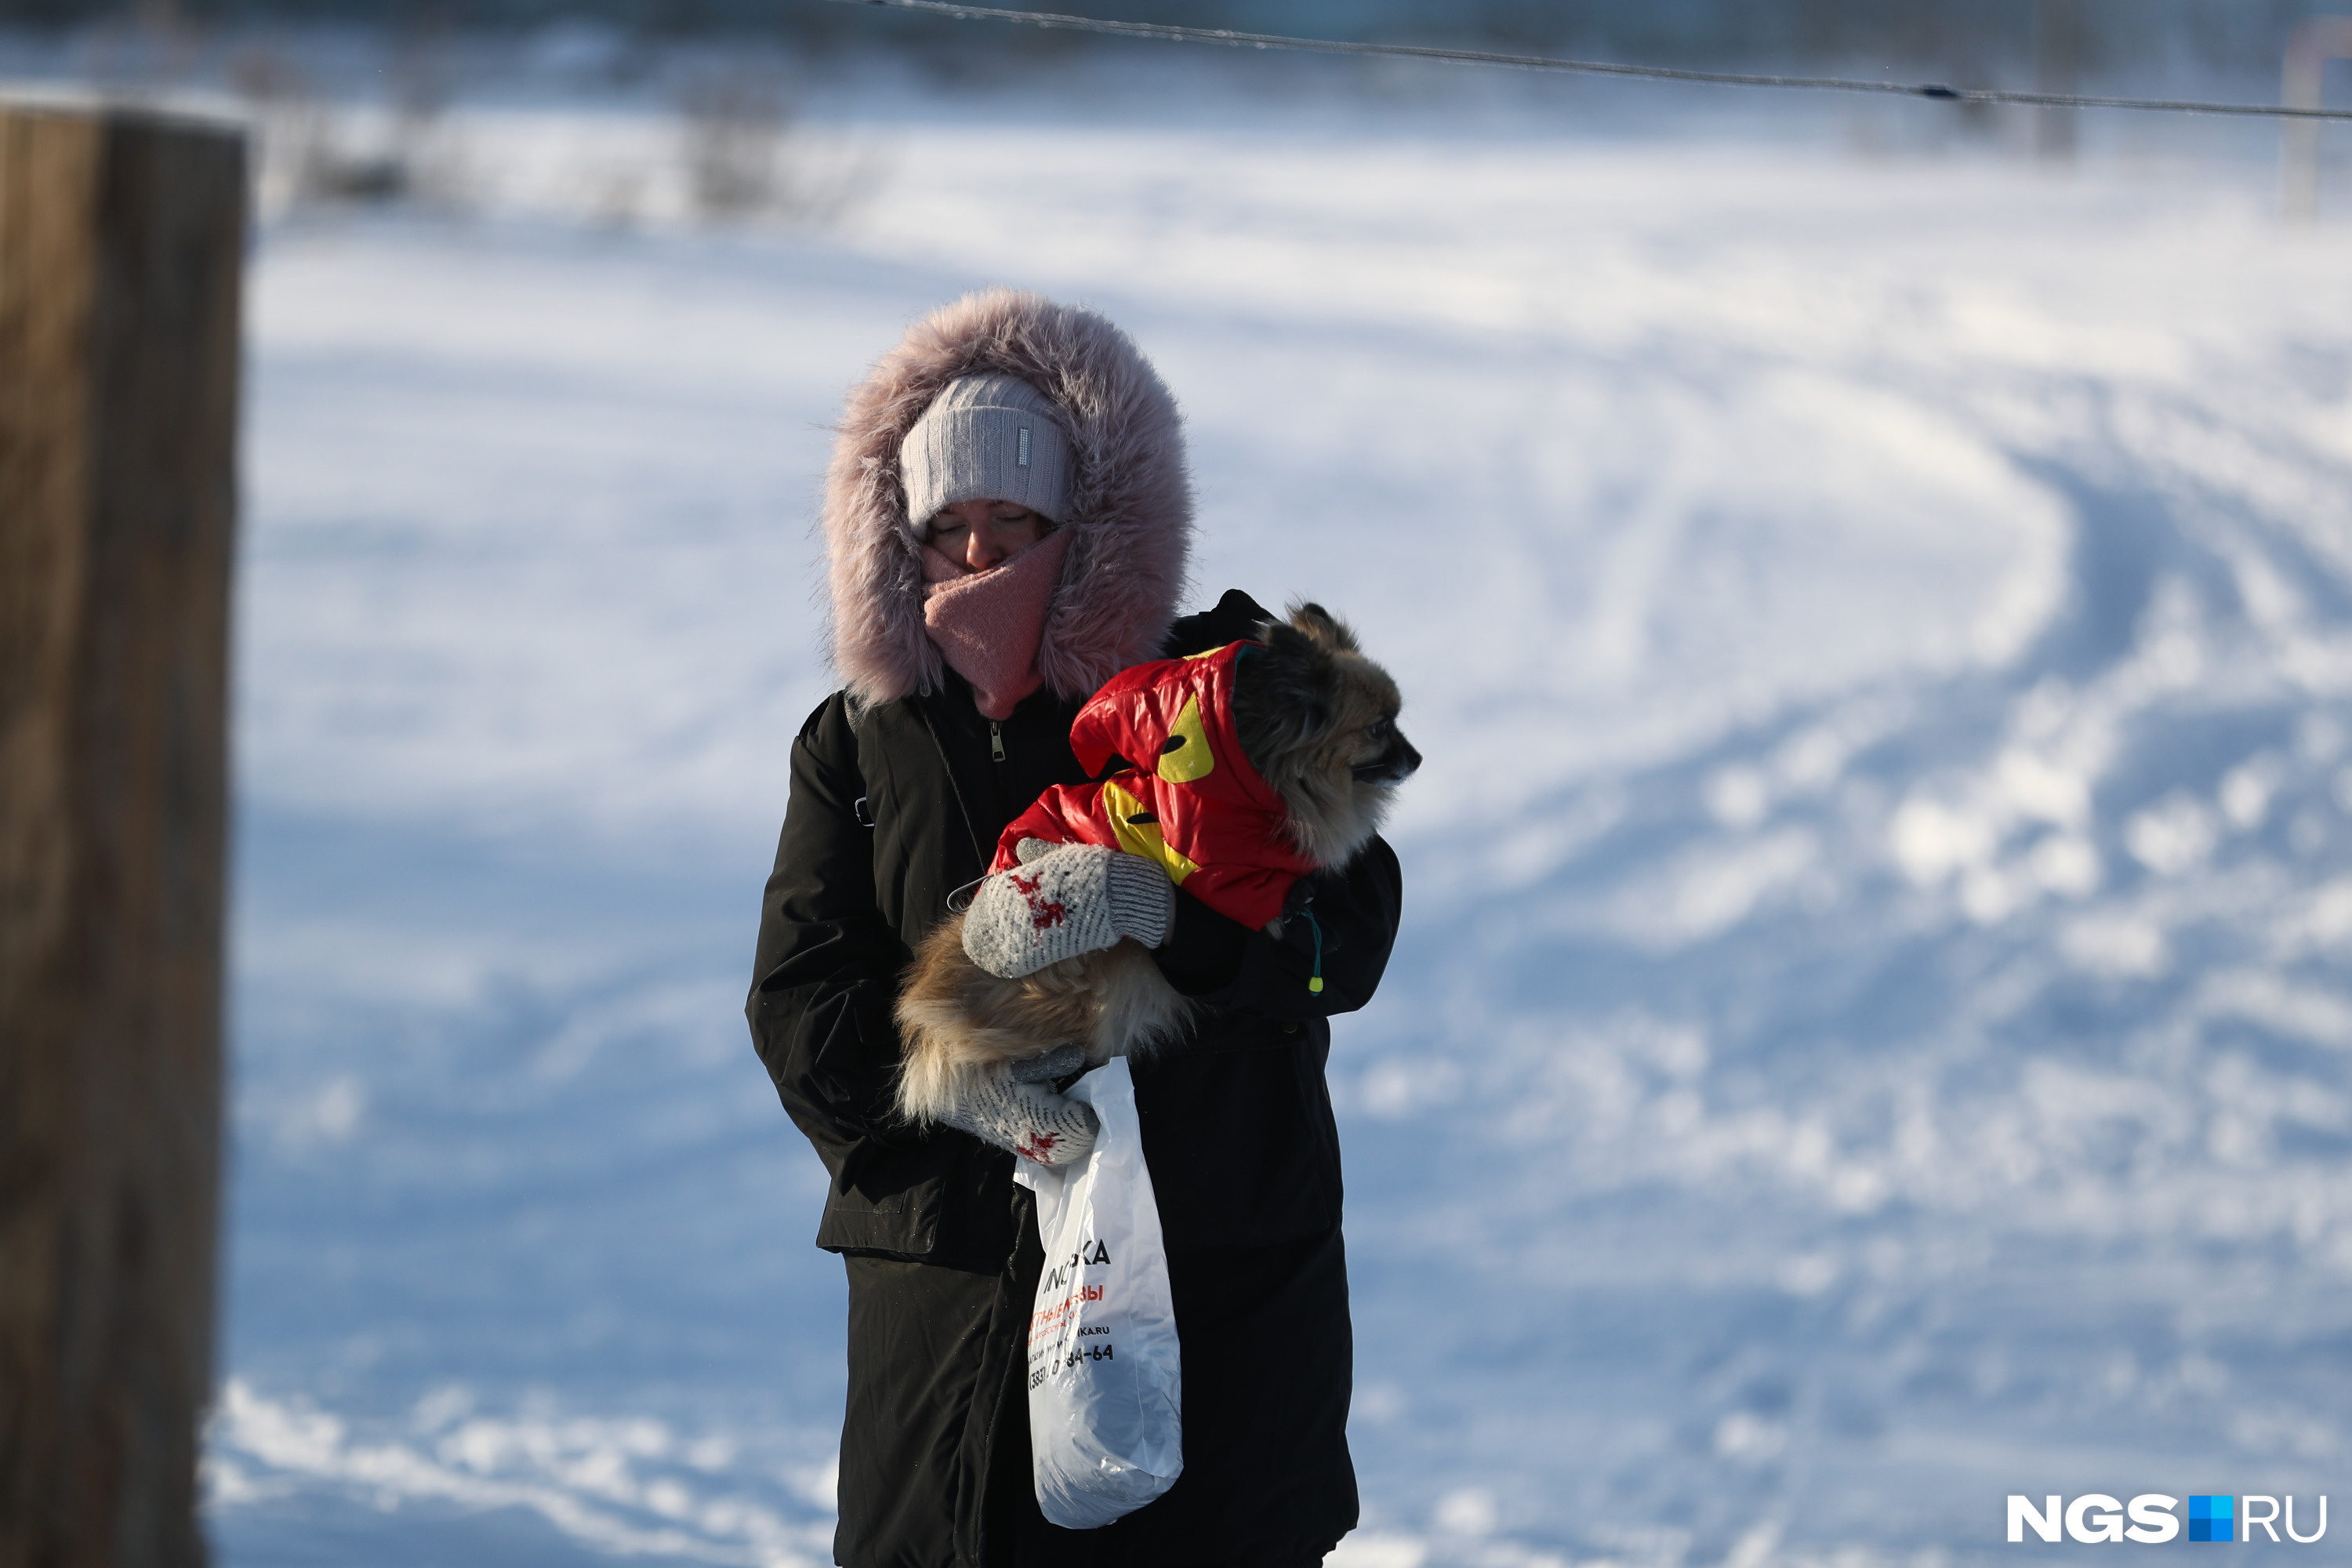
(927, 499, 1050, 572)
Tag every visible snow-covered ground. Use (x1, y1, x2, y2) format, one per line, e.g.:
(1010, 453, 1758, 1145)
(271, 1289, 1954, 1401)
(182, 49, 2352, 1568)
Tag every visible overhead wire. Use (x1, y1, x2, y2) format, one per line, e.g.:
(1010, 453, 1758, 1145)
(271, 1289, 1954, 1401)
(832, 0, 2352, 122)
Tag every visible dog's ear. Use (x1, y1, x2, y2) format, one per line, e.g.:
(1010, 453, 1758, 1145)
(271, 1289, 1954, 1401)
(1287, 601, 1361, 655)
(1252, 618, 1335, 740)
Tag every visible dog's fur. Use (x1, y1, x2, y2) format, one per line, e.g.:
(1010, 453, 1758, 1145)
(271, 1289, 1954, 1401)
(895, 604, 1420, 1125)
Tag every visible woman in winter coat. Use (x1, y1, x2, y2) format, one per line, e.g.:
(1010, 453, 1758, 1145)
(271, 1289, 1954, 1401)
(746, 289, 1403, 1568)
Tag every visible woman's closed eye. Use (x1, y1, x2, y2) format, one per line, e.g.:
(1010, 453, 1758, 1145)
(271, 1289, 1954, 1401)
(928, 499, 1049, 569)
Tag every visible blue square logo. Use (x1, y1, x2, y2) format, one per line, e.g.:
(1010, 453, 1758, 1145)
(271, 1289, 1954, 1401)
(2188, 1496, 2234, 1542)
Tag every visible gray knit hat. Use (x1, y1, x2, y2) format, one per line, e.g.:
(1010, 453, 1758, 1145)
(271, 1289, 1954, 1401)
(899, 373, 1075, 535)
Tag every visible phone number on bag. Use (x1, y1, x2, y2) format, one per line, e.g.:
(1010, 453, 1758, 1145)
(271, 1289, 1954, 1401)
(1029, 1342, 1116, 1388)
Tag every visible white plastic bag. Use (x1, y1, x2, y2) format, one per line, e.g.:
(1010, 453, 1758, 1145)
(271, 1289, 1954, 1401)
(1011, 1057, 1183, 1528)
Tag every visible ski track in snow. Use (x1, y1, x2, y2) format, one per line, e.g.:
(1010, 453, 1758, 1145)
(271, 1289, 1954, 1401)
(205, 78, 2352, 1568)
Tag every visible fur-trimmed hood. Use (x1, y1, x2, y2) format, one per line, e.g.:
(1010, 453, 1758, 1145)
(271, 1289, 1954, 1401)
(822, 289, 1193, 708)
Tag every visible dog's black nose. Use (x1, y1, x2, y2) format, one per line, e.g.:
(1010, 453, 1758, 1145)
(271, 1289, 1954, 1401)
(1354, 736, 1421, 786)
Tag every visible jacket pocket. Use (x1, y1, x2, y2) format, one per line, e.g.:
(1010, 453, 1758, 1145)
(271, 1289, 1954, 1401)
(817, 1182, 940, 1257)
(815, 1140, 953, 1256)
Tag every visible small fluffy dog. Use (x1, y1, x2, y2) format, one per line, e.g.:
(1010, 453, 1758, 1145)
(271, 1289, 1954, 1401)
(895, 603, 1420, 1125)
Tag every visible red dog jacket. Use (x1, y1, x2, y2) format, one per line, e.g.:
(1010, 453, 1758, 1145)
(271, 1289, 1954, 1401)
(992, 642, 1315, 931)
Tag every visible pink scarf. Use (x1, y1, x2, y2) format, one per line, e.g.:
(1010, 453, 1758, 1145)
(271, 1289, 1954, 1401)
(920, 528, 1073, 720)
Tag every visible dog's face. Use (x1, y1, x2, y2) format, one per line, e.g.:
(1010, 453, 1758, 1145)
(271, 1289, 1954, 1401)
(1349, 708, 1423, 788)
(1232, 602, 1421, 868)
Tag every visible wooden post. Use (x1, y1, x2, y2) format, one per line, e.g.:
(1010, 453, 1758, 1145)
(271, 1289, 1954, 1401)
(2031, 0, 2080, 163)
(2284, 19, 2352, 225)
(0, 100, 243, 1568)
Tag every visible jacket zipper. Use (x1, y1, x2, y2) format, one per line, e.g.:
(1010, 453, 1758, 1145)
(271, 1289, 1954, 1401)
(989, 720, 1005, 764)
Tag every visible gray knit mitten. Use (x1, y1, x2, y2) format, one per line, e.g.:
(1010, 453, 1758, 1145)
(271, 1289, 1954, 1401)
(960, 840, 1175, 980)
(1009, 1044, 1089, 1084)
(939, 1073, 1100, 1167)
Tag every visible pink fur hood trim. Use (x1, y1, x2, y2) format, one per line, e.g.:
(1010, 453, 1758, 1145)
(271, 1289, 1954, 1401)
(821, 289, 1195, 709)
